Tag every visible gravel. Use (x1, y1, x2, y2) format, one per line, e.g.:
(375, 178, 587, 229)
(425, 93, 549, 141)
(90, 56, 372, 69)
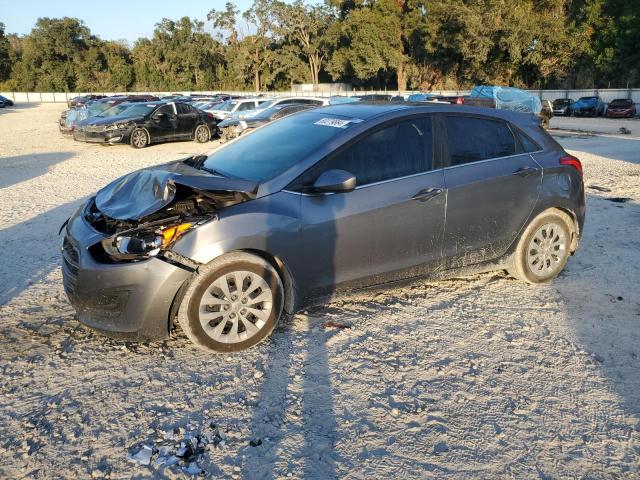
(0, 103, 639, 479)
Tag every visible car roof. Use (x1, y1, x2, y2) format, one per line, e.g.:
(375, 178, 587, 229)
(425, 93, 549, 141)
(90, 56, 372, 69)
(310, 102, 539, 125)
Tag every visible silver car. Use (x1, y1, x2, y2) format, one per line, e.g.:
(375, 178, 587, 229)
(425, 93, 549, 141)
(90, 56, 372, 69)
(61, 103, 585, 352)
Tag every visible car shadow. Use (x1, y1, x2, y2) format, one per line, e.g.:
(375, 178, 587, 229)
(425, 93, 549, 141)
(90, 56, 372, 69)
(554, 192, 640, 418)
(241, 192, 342, 478)
(0, 152, 75, 190)
(0, 198, 84, 306)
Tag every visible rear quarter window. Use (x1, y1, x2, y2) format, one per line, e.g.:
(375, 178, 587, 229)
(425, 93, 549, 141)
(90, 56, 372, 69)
(444, 116, 518, 166)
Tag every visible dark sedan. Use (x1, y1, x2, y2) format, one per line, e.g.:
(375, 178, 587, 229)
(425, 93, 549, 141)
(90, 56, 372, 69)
(73, 101, 218, 148)
(217, 103, 315, 141)
(0, 94, 14, 107)
(61, 103, 584, 352)
(605, 99, 636, 118)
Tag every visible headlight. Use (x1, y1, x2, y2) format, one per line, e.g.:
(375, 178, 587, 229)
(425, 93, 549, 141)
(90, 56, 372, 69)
(101, 222, 192, 260)
(105, 122, 132, 131)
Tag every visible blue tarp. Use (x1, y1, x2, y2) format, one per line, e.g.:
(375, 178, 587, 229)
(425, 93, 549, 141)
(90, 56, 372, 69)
(470, 86, 542, 115)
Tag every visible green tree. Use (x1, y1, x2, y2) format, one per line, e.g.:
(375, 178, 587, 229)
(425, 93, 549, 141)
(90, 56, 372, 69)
(0, 22, 11, 82)
(271, 0, 336, 86)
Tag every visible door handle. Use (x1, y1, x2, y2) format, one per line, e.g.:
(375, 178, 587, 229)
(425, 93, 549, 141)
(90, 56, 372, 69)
(412, 187, 443, 202)
(512, 166, 539, 177)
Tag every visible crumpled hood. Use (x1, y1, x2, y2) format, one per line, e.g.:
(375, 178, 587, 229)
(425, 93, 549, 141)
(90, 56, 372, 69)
(95, 160, 258, 221)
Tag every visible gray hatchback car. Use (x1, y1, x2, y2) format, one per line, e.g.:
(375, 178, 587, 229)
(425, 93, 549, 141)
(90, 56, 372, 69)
(61, 103, 585, 352)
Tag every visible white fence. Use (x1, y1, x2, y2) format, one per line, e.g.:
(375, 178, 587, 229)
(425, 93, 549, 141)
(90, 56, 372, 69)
(2, 88, 639, 106)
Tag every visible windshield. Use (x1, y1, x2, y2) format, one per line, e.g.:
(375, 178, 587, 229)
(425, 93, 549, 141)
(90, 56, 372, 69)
(553, 99, 570, 106)
(203, 112, 352, 182)
(216, 100, 238, 112)
(112, 104, 158, 117)
(578, 97, 598, 102)
(97, 104, 131, 117)
(88, 101, 119, 116)
(609, 99, 631, 107)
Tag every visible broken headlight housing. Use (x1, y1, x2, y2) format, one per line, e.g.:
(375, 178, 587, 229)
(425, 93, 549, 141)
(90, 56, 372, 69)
(101, 223, 192, 261)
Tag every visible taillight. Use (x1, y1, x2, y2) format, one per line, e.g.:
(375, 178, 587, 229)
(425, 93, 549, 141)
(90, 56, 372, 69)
(560, 155, 583, 176)
(455, 97, 464, 105)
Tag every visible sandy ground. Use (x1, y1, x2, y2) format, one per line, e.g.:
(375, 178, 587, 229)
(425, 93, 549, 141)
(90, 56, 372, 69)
(0, 103, 639, 479)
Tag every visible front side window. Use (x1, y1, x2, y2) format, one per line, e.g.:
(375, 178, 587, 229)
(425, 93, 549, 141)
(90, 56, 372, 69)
(444, 116, 517, 166)
(297, 117, 433, 188)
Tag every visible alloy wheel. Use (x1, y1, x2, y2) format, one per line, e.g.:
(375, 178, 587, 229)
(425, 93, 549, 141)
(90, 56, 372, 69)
(196, 125, 209, 142)
(131, 129, 147, 148)
(526, 222, 567, 277)
(198, 270, 273, 344)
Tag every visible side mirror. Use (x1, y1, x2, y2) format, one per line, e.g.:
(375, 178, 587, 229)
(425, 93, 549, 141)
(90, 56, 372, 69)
(153, 112, 165, 121)
(313, 169, 356, 193)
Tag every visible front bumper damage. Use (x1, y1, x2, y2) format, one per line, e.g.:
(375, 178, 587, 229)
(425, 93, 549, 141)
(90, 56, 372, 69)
(62, 207, 192, 340)
(74, 126, 132, 144)
(60, 159, 259, 340)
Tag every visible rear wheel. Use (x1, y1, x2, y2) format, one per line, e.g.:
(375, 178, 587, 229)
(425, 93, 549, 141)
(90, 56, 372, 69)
(509, 209, 574, 284)
(130, 128, 148, 148)
(178, 252, 284, 353)
(194, 124, 210, 143)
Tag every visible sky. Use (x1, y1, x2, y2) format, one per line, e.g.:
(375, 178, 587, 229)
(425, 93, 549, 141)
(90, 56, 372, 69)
(1, 0, 277, 44)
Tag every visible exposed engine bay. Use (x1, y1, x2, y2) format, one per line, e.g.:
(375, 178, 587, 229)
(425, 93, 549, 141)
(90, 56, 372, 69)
(81, 156, 258, 263)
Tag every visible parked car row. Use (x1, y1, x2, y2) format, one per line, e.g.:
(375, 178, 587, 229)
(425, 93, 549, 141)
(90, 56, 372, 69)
(552, 96, 636, 118)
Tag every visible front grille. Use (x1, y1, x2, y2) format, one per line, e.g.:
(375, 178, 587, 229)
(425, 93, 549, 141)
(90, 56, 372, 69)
(62, 235, 80, 295)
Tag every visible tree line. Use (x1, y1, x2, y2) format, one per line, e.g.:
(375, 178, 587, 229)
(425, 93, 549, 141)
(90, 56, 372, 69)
(0, 0, 638, 93)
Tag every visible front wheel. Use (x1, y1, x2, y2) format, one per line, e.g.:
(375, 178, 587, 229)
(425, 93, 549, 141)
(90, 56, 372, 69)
(194, 124, 211, 143)
(177, 252, 284, 353)
(509, 209, 574, 284)
(130, 128, 148, 148)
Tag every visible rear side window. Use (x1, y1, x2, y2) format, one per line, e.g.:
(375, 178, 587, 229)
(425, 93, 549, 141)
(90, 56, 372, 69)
(302, 117, 433, 187)
(237, 102, 255, 111)
(444, 116, 517, 166)
(515, 129, 541, 153)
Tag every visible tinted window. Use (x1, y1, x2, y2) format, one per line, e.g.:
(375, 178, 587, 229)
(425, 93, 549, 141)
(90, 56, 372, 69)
(444, 116, 517, 166)
(237, 102, 256, 111)
(176, 104, 189, 114)
(202, 112, 351, 182)
(301, 117, 433, 187)
(156, 105, 174, 116)
(515, 129, 540, 153)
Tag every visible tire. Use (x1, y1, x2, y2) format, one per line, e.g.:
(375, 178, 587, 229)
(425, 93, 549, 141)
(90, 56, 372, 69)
(508, 209, 574, 284)
(177, 252, 284, 353)
(194, 124, 210, 143)
(130, 128, 148, 148)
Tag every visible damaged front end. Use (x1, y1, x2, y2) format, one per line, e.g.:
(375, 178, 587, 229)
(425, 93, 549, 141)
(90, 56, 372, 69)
(60, 157, 259, 340)
(83, 157, 258, 265)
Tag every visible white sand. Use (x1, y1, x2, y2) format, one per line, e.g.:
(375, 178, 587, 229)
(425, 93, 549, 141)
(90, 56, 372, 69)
(0, 104, 638, 478)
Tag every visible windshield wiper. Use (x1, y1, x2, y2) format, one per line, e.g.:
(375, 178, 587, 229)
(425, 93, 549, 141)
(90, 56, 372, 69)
(199, 165, 229, 178)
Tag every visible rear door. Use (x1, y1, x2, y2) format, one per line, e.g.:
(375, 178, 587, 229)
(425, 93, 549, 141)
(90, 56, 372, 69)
(440, 114, 542, 267)
(176, 103, 197, 137)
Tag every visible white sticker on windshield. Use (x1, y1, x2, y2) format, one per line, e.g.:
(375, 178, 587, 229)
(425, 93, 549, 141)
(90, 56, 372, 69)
(314, 118, 356, 128)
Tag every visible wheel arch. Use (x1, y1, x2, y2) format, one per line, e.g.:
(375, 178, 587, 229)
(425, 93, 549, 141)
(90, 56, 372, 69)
(238, 248, 298, 316)
(168, 248, 299, 334)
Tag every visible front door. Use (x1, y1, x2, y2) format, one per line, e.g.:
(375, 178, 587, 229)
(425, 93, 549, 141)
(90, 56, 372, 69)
(292, 116, 445, 296)
(149, 104, 177, 141)
(440, 114, 542, 267)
